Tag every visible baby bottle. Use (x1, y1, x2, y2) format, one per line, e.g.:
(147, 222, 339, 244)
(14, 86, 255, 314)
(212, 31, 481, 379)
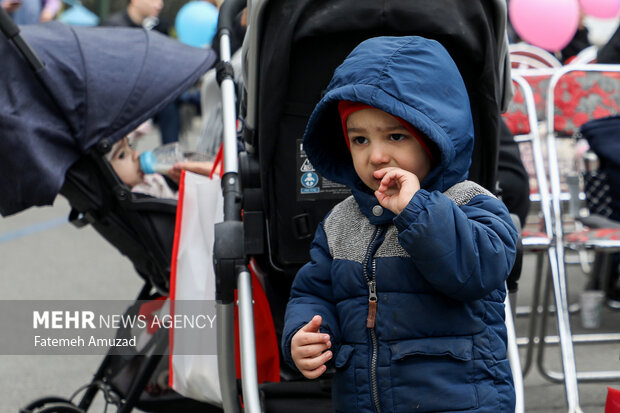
(139, 142, 210, 174)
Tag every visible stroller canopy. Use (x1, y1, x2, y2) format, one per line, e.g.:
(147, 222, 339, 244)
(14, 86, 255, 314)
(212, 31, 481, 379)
(0, 22, 215, 216)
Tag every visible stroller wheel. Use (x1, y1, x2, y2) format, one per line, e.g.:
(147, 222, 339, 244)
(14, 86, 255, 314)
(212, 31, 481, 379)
(20, 397, 83, 413)
(31, 404, 83, 413)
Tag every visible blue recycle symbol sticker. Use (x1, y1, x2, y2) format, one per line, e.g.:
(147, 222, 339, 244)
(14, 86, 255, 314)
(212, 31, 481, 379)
(301, 172, 319, 188)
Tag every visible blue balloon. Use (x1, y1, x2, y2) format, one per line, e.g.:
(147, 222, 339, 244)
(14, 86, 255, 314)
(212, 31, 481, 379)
(175, 1, 219, 48)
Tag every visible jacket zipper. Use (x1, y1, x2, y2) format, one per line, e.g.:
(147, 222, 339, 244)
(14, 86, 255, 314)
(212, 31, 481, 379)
(363, 227, 382, 413)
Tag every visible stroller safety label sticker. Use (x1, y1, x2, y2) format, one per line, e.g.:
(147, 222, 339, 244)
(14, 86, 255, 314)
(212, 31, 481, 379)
(297, 139, 350, 200)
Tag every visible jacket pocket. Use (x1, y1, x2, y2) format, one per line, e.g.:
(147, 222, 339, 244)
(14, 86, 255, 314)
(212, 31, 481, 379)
(333, 344, 357, 412)
(389, 336, 479, 412)
(334, 344, 354, 368)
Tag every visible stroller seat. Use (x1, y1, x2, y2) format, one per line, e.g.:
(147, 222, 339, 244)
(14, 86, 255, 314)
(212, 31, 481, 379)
(61, 147, 177, 294)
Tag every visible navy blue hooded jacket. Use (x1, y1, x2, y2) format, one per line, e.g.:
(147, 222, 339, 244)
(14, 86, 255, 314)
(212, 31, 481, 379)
(282, 36, 518, 413)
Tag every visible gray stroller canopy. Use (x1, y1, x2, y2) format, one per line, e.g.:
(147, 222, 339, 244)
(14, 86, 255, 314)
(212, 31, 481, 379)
(0, 22, 215, 216)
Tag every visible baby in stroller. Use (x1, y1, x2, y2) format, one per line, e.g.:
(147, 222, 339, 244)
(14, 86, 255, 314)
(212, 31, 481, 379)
(105, 135, 219, 199)
(105, 136, 178, 199)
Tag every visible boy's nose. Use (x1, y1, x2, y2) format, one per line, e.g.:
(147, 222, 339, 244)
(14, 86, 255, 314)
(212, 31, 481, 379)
(369, 144, 390, 165)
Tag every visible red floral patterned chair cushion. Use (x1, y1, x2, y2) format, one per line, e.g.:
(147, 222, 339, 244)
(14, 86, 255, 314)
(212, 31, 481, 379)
(553, 70, 620, 136)
(503, 74, 551, 135)
(522, 229, 551, 251)
(526, 74, 551, 121)
(564, 228, 620, 250)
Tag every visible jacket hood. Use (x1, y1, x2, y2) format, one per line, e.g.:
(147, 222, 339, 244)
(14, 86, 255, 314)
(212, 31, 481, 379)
(303, 36, 474, 214)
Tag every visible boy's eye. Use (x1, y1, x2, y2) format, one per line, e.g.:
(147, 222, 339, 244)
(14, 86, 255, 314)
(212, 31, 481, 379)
(390, 133, 406, 142)
(352, 136, 368, 145)
(117, 151, 125, 160)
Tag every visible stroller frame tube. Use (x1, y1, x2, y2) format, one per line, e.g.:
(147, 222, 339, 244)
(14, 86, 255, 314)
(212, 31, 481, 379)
(216, 302, 242, 413)
(237, 267, 262, 412)
(215, 2, 263, 410)
(220, 32, 240, 175)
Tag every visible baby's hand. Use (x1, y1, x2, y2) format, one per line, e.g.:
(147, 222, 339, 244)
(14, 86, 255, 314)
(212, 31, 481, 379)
(290, 315, 332, 379)
(374, 167, 421, 215)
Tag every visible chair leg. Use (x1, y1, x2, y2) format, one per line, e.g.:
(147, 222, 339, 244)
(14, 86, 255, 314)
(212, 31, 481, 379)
(521, 251, 546, 376)
(536, 258, 560, 382)
(505, 290, 525, 413)
(536, 247, 584, 413)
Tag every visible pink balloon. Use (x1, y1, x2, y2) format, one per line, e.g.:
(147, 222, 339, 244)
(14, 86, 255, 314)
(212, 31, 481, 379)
(509, 0, 580, 52)
(580, 0, 620, 18)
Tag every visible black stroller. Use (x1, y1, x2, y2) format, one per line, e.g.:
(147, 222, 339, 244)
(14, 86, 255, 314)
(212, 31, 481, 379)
(0, 17, 225, 413)
(211, 0, 514, 412)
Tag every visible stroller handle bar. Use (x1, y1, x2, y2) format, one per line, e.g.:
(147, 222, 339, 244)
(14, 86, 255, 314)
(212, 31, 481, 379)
(217, 0, 246, 42)
(216, 0, 246, 183)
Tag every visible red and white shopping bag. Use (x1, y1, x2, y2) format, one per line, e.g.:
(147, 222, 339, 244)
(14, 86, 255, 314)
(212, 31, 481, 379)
(169, 170, 223, 404)
(168, 166, 279, 405)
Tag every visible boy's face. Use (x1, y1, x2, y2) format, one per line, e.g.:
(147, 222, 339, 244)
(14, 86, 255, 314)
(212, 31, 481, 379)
(109, 137, 144, 187)
(346, 108, 432, 191)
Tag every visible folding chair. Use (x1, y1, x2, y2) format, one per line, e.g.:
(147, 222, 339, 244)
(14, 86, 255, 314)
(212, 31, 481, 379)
(510, 43, 562, 70)
(512, 69, 595, 272)
(541, 64, 620, 411)
(502, 73, 556, 383)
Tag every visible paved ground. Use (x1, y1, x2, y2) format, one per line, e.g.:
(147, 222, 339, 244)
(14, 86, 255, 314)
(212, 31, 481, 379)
(1, 130, 620, 412)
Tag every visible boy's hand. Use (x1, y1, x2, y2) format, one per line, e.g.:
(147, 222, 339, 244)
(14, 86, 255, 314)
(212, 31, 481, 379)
(374, 167, 421, 215)
(290, 315, 332, 379)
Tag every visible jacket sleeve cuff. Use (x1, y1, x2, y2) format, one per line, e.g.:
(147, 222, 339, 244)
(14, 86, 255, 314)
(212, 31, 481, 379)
(393, 189, 430, 231)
